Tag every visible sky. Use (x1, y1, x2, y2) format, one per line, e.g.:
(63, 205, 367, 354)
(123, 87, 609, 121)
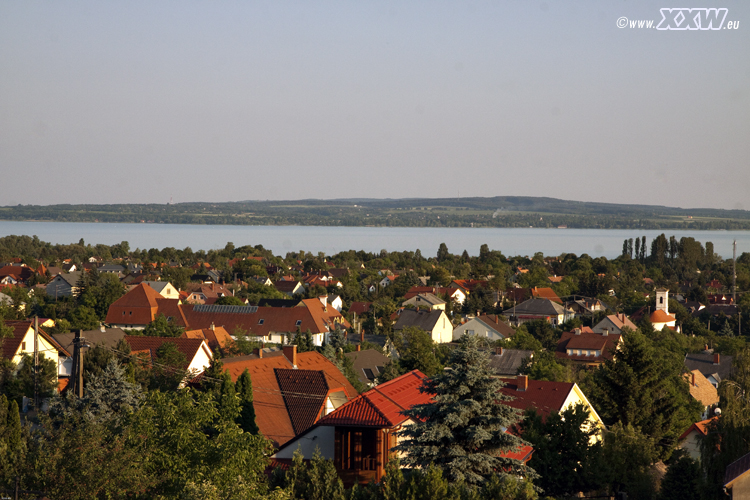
(1, 1, 748, 210)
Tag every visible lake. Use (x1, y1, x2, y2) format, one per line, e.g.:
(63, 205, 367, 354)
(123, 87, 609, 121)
(0, 221, 748, 259)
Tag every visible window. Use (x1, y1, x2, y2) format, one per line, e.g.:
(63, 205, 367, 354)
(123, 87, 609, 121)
(21, 342, 26, 350)
(258, 319, 264, 325)
(467, 329, 474, 335)
(295, 320, 302, 326)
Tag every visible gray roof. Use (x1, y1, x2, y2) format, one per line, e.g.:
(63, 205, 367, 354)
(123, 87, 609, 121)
(402, 293, 446, 308)
(393, 309, 445, 332)
(487, 349, 534, 377)
(685, 352, 733, 381)
(54, 271, 82, 287)
(344, 349, 391, 385)
(503, 298, 567, 317)
(143, 281, 171, 293)
(53, 327, 127, 353)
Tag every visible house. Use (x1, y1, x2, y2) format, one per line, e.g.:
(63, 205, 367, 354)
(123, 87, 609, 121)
(404, 286, 466, 305)
(650, 288, 677, 331)
(182, 325, 234, 353)
(393, 309, 453, 344)
(379, 275, 399, 288)
(46, 271, 83, 298)
(105, 283, 185, 329)
(184, 282, 235, 304)
(502, 298, 572, 326)
(453, 315, 515, 342)
(326, 294, 344, 312)
(555, 327, 621, 367)
(592, 313, 637, 336)
(684, 352, 733, 388)
(297, 370, 532, 486)
(402, 293, 446, 311)
(124, 336, 213, 377)
(565, 297, 610, 318)
(222, 345, 357, 448)
(283, 370, 431, 484)
(98, 264, 126, 277)
(724, 451, 750, 498)
(684, 369, 719, 420)
(2, 320, 70, 391)
(488, 347, 534, 377)
(274, 280, 305, 296)
(500, 375, 604, 442)
(0, 265, 34, 285)
(344, 348, 391, 386)
(678, 417, 717, 462)
(142, 281, 180, 299)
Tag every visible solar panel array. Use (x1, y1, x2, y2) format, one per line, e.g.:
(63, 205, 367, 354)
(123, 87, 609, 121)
(193, 304, 259, 314)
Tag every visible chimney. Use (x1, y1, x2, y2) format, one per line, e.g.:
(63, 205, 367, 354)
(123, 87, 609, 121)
(691, 372, 696, 386)
(574, 328, 581, 335)
(356, 344, 361, 352)
(283, 345, 298, 368)
(496, 347, 504, 355)
(253, 348, 263, 359)
(210, 322, 215, 331)
(517, 375, 528, 392)
(714, 353, 720, 365)
(100, 323, 106, 333)
(360, 329, 365, 343)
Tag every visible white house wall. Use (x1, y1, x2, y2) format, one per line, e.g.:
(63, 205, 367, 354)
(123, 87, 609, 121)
(273, 426, 336, 460)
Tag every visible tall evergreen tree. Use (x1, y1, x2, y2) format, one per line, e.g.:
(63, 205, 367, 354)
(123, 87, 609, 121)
(236, 369, 259, 434)
(394, 335, 536, 485)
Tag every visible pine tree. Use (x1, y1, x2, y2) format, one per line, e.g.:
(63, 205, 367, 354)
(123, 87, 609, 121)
(394, 335, 536, 485)
(236, 369, 259, 434)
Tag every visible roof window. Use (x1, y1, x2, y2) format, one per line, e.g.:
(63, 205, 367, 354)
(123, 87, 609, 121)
(258, 319, 265, 325)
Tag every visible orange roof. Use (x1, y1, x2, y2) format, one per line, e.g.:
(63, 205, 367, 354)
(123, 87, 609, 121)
(124, 336, 209, 370)
(685, 370, 720, 407)
(105, 283, 163, 325)
(182, 325, 234, 352)
(531, 287, 562, 304)
(679, 417, 717, 440)
(221, 350, 357, 447)
(649, 309, 676, 323)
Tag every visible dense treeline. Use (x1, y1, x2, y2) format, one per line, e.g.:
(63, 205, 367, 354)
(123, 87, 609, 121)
(2, 196, 750, 229)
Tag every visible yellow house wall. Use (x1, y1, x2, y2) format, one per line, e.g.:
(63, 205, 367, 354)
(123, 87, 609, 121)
(11, 327, 60, 380)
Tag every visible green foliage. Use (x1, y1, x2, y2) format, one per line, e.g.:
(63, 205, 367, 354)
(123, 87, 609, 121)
(67, 304, 100, 331)
(143, 313, 185, 338)
(521, 320, 560, 351)
(236, 369, 259, 434)
(599, 423, 657, 499)
(395, 335, 536, 485)
(583, 330, 702, 459)
(521, 404, 602, 496)
(277, 448, 345, 500)
(659, 453, 701, 500)
(149, 342, 189, 391)
(391, 326, 442, 377)
(215, 295, 246, 306)
(0, 395, 27, 487)
(291, 329, 315, 353)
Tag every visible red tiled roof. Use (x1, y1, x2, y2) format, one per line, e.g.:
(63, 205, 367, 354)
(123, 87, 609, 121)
(183, 326, 234, 352)
(349, 302, 372, 315)
(276, 368, 340, 435)
(318, 370, 429, 428)
(105, 283, 164, 325)
(499, 378, 575, 421)
(679, 417, 717, 441)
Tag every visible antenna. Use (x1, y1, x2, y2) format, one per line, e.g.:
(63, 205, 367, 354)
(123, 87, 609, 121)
(733, 240, 737, 305)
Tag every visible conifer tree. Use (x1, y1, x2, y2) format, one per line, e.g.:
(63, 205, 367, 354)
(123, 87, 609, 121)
(236, 369, 259, 434)
(394, 335, 536, 485)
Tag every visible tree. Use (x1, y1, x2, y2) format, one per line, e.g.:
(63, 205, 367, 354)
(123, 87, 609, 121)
(215, 295, 246, 306)
(437, 243, 450, 262)
(521, 404, 602, 497)
(392, 327, 442, 377)
(583, 331, 701, 459)
(0, 394, 27, 487)
(599, 423, 658, 499)
(659, 453, 701, 500)
(143, 314, 184, 337)
(236, 369, 259, 434)
(394, 335, 536, 485)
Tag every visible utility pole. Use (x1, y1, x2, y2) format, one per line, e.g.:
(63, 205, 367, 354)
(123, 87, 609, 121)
(33, 316, 39, 410)
(70, 330, 85, 398)
(733, 240, 737, 305)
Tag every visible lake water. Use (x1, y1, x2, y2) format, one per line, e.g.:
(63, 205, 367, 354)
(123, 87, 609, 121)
(1, 221, 748, 259)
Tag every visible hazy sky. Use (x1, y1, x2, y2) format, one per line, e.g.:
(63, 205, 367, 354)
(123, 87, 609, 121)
(1, 1, 748, 209)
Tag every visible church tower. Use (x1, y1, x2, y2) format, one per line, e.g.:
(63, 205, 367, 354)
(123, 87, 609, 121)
(655, 288, 669, 315)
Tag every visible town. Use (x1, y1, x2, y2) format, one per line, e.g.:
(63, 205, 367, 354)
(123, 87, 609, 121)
(0, 233, 748, 500)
